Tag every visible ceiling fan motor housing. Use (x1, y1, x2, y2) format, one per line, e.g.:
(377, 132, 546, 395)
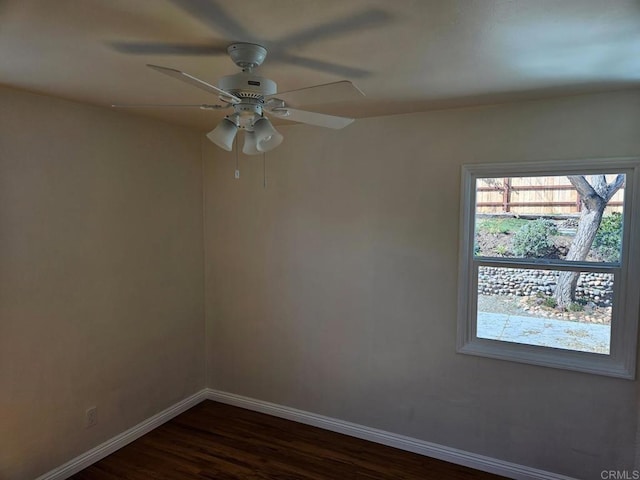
(227, 43, 267, 69)
(218, 73, 277, 97)
(219, 72, 278, 129)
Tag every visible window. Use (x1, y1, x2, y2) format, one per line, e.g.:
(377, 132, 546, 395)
(457, 158, 640, 378)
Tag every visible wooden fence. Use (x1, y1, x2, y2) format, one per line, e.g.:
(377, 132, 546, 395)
(476, 176, 624, 214)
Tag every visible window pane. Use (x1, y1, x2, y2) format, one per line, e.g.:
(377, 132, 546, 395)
(474, 174, 625, 263)
(476, 266, 613, 354)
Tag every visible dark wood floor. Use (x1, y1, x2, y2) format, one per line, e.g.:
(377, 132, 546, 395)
(71, 400, 507, 479)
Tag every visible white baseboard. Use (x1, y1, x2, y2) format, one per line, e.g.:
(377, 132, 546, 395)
(206, 388, 576, 480)
(35, 387, 576, 480)
(35, 389, 208, 480)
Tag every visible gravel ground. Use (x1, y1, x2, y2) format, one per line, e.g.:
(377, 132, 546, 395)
(477, 294, 611, 325)
(478, 294, 533, 317)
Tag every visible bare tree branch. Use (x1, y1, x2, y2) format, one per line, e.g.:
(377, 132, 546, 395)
(589, 175, 608, 198)
(605, 174, 625, 202)
(568, 175, 596, 198)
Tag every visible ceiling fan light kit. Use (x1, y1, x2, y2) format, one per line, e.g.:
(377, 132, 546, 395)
(206, 113, 283, 154)
(206, 117, 238, 151)
(242, 131, 260, 155)
(252, 117, 283, 152)
(113, 41, 366, 155)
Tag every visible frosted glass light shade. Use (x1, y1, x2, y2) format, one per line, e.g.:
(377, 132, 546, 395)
(253, 117, 283, 152)
(206, 118, 238, 151)
(242, 131, 260, 155)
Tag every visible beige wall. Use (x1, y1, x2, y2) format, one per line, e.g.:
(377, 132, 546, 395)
(0, 87, 205, 480)
(204, 90, 640, 479)
(2, 85, 639, 479)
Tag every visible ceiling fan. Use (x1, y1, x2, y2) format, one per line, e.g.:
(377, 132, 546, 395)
(113, 42, 365, 154)
(108, 0, 392, 155)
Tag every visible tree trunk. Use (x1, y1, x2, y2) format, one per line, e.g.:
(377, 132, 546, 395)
(554, 207, 604, 307)
(552, 174, 624, 308)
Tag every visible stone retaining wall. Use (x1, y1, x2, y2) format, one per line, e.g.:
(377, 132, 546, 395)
(478, 267, 613, 306)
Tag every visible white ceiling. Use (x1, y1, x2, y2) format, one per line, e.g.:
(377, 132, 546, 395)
(2, 0, 640, 131)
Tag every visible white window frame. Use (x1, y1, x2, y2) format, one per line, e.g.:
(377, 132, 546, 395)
(457, 158, 640, 379)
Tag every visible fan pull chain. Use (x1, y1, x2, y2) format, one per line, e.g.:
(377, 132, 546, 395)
(234, 136, 240, 180)
(263, 152, 267, 189)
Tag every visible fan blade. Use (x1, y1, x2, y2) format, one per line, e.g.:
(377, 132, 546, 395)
(168, 0, 257, 43)
(268, 108, 354, 129)
(111, 103, 226, 109)
(266, 81, 365, 108)
(276, 53, 371, 78)
(276, 9, 392, 50)
(147, 64, 240, 104)
(110, 41, 228, 56)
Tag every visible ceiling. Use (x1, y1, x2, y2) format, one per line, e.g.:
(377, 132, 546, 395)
(2, 0, 640, 131)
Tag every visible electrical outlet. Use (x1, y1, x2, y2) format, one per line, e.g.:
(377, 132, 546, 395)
(86, 407, 97, 428)
(234, 169, 240, 179)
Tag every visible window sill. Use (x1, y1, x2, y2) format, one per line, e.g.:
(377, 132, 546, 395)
(457, 336, 634, 379)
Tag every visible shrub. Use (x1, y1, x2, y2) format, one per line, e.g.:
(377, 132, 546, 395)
(567, 302, 584, 312)
(594, 212, 623, 262)
(512, 219, 558, 258)
(542, 296, 558, 308)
